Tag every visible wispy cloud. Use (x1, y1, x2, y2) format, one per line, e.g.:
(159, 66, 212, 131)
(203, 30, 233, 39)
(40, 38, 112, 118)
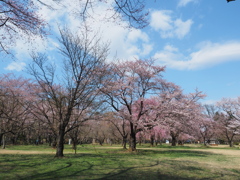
(154, 41, 240, 70)
(5, 61, 26, 71)
(178, 0, 197, 7)
(150, 10, 193, 39)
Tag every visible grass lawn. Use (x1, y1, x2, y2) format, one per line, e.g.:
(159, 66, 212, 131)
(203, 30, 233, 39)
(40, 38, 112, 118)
(0, 144, 240, 180)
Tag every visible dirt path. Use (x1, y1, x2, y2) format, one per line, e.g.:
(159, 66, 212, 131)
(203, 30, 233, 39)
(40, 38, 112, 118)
(0, 147, 239, 156)
(0, 149, 55, 154)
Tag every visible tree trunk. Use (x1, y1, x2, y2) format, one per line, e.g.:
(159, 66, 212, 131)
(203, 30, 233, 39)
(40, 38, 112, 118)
(171, 135, 177, 146)
(48, 135, 52, 146)
(2, 134, 6, 149)
(0, 133, 3, 146)
(122, 135, 127, 149)
(129, 133, 136, 151)
(129, 123, 136, 151)
(72, 139, 77, 154)
(226, 134, 234, 147)
(55, 126, 65, 157)
(150, 136, 154, 147)
(203, 137, 207, 146)
(228, 140, 233, 147)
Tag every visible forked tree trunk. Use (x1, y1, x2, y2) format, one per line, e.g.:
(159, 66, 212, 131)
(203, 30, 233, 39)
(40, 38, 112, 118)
(55, 126, 65, 157)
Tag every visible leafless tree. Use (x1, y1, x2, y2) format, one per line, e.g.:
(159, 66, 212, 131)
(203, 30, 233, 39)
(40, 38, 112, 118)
(28, 27, 109, 157)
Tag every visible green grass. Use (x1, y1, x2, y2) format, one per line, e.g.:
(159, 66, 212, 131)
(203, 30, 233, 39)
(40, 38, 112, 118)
(0, 144, 240, 179)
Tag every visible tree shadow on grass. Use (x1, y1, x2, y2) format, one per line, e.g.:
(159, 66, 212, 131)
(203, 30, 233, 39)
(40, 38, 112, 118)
(138, 149, 216, 158)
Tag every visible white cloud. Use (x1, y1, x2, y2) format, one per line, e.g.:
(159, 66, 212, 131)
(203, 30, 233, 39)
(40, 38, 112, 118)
(164, 45, 179, 52)
(174, 19, 193, 39)
(5, 61, 26, 71)
(6, 0, 152, 67)
(150, 10, 193, 39)
(141, 44, 153, 56)
(154, 41, 240, 70)
(178, 0, 196, 7)
(150, 10, 173, 31)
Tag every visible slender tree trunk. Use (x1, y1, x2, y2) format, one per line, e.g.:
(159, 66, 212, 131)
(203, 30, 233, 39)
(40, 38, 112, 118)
(2, 134, 6, 149)
(72, 139, 77, 154)
(55, 126, 65, 157)
(122, 135, 127, 149)
(150, 136, 154, 147)
(203, 137, 207, 146)
(0, 133, 3, 146)
(48, 135, 52, 146)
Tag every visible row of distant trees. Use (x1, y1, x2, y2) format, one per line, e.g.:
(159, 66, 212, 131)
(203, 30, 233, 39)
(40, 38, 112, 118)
(1, 27, 240, 157)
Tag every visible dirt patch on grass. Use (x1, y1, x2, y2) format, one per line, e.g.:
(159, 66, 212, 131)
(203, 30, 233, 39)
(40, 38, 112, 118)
(191, 149, 240, 156)
(0, 149, 55, 154)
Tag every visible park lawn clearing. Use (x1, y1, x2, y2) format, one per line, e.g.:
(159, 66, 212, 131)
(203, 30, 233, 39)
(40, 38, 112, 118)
(0, 145, 240, 180)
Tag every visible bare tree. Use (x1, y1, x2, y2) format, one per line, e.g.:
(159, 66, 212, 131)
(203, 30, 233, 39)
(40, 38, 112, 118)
(80, 0, 148, 28)
(28, 27, 109, 157)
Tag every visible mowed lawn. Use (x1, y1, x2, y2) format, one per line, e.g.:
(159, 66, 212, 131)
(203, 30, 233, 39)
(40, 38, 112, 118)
(0, 144, 240, 180)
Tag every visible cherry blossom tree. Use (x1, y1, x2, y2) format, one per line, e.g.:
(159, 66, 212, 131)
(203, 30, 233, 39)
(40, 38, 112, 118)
(193, 104, 218, 146)
(154, 89, 206, 146)
(195, 117, 216, 146)
(0, 74, 34, 148)
(216, 98, 240, 147)
(101, 59, 166, 151)
(105, 111, 130, 149)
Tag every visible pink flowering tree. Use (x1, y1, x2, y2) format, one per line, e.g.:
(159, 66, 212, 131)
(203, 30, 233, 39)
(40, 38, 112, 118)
(216, 98, 240, 147)
(101, 59, 166, 151)
(144, 125, 169, 146)
(0, 74, 34, 148)
(155, 89, 206, 146)
(194, 116, 216, 146)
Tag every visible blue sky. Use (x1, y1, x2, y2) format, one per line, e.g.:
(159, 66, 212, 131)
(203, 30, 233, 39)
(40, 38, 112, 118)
(1, 0, 240, 104)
